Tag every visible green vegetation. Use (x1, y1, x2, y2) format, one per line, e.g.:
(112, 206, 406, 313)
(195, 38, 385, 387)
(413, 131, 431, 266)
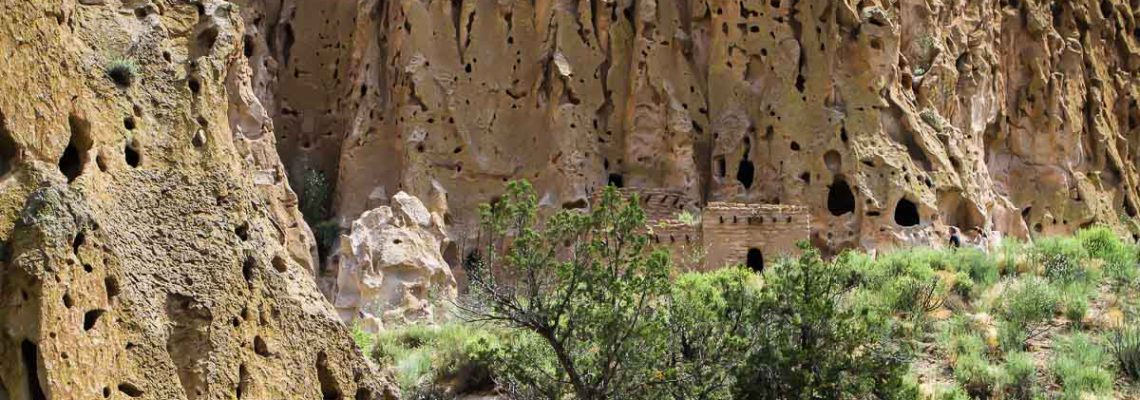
(293, 168, 337, 258)
(348, 185, 1140, 399)
(105, 57, 139, 87)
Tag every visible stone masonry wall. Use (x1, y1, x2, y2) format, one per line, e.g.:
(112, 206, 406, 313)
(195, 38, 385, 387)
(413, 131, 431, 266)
(702, 202, 811, 270)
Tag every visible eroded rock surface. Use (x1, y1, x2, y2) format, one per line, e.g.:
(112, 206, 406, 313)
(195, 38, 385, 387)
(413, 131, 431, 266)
(331, 191, 457, 329)
(240, 0, 1140, 274)
(0, 1, 395, 398)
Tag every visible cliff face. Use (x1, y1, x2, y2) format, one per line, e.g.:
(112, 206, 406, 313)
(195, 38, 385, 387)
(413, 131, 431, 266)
(241, 0, 1140, 273)
(0, 1, 395, 399)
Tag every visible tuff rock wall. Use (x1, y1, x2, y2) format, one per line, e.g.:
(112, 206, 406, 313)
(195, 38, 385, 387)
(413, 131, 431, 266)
(243, 0, 1140, 272)
(0, 1, 396, 399)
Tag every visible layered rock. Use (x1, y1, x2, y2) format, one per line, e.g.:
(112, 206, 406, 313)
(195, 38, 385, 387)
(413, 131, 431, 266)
(242, 0, 1140, 268)
(331, 191, 457, 328)
(0, 1, 394, 398)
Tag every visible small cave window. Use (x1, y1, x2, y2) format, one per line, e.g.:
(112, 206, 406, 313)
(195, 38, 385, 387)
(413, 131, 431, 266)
(60, 115, 92, 183)
(894, 198, 921, 227)
(827, 178, 855, 216)
(0, 113, 15, 177)
(22, 339, 47, 400)
(607, 173, 624, 188)
(125, 141, 141, 168)
(737, 158, 755, 189)
(715, 155, 727, 178)
(746, 248, 764, 272)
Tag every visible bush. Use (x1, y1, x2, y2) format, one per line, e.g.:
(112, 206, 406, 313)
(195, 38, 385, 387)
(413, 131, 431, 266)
(105, 57, 139, 86)
(1080, 226, 1140, 291)
(1001, 351, 1037, 399)
(663, 267, 763, 399)
(999, 277, 1060, 351)
(735, 244, 910, 399)
(1110, 325, 1140, 381)
(1050, 333, 1114, 399)
(953, 352, 1001, 398)
(1032, 236, 1092, 284)
(369, 324, 505, 394)
(955, 248, 1000, 291)
(1060, 285, 1090, 328)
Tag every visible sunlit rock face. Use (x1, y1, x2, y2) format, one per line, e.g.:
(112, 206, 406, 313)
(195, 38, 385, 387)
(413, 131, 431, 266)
(331, 191, 457, 328)
(239, 0, 1140, 268)
(0, 1, 396, 398)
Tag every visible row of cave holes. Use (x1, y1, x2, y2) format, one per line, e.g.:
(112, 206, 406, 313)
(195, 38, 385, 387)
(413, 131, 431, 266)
(827, 178, 920, 227)
(59, 115, 142, 183)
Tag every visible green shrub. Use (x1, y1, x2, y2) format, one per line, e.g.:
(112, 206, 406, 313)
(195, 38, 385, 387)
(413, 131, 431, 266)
(297, 168, 333, 222)
(1080, 226, 1140, 291)
(1032, 236, 1092, 284)
(1001, 351, 1037, 399)
(1060, 285, 1090, 328)
(105, 57, 139, 86)
(735, 244, 910, 399)
(935, 383, 972, 400)
(999, 277, 1060, 350)
(955, 247, 1000, 290)
(1050, 333, 1114, 399)
(1001, 277, 1060, 326)
(1079, 226, 1129, 260)
(884, 275, 946, 317)
(369, 324, 505, 393)
(953, 352, 1001, 398)
(1110, 325, 1140, 381)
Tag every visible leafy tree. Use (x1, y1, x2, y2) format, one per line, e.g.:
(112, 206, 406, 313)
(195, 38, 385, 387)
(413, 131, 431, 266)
(462, 182, 671, 400)
(735, 243, 909, 399)
(660, 267, 764, 400)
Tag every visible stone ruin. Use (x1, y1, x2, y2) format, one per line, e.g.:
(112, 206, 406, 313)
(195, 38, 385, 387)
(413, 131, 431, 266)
(598, 188, 812, 271)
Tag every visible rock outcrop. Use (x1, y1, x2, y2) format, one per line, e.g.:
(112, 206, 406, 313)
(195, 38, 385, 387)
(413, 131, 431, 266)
(0, 1, 395, 398)
(239, 0, 1140, 277)
(331, 191, 457, 328)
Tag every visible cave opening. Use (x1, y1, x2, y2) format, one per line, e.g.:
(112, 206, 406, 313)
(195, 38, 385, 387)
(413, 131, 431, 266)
(746, 248, 764, 272)
(607, 173, 624, 188)
(737, 159, 755, 189)
(21, 340, 46, 400)
(60, 115, 92, 182)
(894, 198, 920, 227)
(125, 141, 141, 168)
(0, 112, 15, 177)
(827, 178, 855, 216)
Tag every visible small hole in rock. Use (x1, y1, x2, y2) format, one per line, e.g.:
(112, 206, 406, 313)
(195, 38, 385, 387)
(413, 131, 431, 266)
(83, 309, 106, 331)
(254, 336, 270, 356)
(272, 255, 288, 272)
(125, 141, 141, 168)
(105, 276, 120, 299)
(118, 383, 144, 397)
(242, 256, 256, 284)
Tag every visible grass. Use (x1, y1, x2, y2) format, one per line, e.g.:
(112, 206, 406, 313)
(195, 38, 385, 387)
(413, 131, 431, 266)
(105, 57, 139, 86)
(349, 227, 1140, 398)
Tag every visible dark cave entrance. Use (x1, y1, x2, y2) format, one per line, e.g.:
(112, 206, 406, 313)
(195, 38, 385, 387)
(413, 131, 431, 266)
(827, 178, 855, 216)
(894, 198, 920, 227)
(737, 137, 754, 190)
(746, 248, 764, 272)
(607, 173, 624, 188)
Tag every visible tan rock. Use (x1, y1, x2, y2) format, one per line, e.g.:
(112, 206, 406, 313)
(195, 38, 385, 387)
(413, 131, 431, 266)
(0, 0, 395, 398)
(237, 0, 1140, 269)
(331, 192, 458, 326)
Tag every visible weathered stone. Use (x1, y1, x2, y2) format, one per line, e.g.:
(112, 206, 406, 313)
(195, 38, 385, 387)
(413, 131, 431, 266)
(0, 0, 395, 398)
(238, 0, 1140, 278)
(331, 192, 457, 326)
